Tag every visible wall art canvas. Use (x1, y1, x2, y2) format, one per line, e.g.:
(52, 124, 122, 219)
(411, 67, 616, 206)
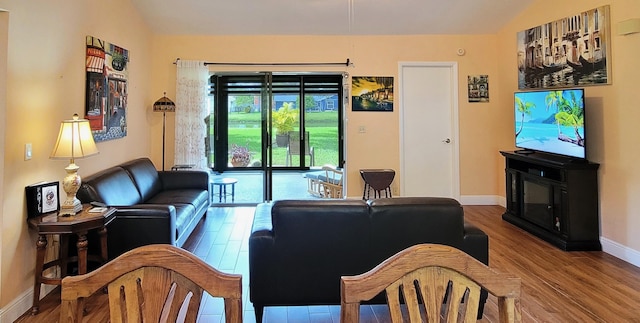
(85, 35, 129, 142)
(517, 5, 611, 89)
(468, 75, 489, 102)
(351, 77, 394, 111)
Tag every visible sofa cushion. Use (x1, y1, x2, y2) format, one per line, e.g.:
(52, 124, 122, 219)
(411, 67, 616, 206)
(119, 158, 163, 201)
(146, 189, 209, 208)
(171, 203, 196, 238)
(257, 199, 372, 303)
(78, 166, 142, 206)
(150, 188, 208, 211)
(368, 197, 465, 261)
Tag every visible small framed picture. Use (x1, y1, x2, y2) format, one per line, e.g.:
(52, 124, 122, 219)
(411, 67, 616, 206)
(25, 181, 60, 218)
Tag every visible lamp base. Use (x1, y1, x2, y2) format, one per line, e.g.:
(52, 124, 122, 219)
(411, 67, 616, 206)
(59, 163, 83, 217)
(59, 200, 83, 217)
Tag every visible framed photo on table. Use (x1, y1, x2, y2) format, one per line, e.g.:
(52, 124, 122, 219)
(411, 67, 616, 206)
(25, 181, 60, 218)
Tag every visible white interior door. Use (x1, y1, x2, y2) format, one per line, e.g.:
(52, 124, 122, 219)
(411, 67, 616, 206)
(399, 62, 459, 199)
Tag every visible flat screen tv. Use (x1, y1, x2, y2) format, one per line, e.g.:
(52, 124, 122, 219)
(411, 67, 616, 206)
(514, 88, 586, 159)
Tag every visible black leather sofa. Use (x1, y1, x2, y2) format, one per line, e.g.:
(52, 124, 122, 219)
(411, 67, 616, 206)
(77, 158, 210, 259)
(249, 197, 489, 322)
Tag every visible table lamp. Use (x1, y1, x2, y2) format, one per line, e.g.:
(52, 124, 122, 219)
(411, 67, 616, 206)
(50, 114, 99, 216)
(153, 92, 176, 171)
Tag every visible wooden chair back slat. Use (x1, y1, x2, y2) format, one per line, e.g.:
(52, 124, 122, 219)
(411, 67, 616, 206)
(341, 244, 521, 323)
(60, 244, 242, 323)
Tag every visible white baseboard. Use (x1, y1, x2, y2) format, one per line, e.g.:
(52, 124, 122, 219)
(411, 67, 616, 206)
(459, 195, 505, 206)
(0, 284, 57, 323)
(601, 237, 640, 268)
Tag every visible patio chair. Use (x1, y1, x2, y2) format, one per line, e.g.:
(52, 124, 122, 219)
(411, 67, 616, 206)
(286, 131, 315, 166)
(320, 165, 343, 198)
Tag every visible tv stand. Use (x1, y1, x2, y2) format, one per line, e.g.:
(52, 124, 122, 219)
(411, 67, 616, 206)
(500, 151, 600, 251)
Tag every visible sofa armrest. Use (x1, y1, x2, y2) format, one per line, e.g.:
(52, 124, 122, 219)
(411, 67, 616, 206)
(249, 203, 277, 302)
(158, 170, 209, 191)
(462, 222, 489, 319)
(462, 222, 489, 265)
(106, 205, 177, 259)
(251, 202, 274, 234)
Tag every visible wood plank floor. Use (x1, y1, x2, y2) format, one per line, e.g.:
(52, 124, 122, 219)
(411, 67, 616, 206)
(15, 205, 640, 322)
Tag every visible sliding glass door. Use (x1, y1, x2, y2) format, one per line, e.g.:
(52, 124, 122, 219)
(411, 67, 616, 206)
(207, 73, 343, 203)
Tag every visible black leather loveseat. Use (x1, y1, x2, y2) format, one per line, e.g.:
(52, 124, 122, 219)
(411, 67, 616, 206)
(249, 197, 489, 322)
(77, 158, 210, 259)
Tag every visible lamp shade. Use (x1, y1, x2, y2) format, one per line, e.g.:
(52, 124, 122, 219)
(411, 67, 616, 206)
(50, 114, 99, 161)
(153, 92, 176, 112)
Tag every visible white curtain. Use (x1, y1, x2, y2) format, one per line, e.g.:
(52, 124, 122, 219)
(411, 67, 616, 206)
(175, 60, 208, 169)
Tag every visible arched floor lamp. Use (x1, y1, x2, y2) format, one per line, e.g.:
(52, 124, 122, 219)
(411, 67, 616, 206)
(153, 92, 176, 171)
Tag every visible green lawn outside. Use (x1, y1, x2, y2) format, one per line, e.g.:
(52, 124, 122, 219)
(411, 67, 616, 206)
(219, 110, 339, 167)
(227, 110, 338, 127)
(228, 127, 338, 166)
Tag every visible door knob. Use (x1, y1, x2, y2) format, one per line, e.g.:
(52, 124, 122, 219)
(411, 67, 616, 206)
(442, 138, 451, 143)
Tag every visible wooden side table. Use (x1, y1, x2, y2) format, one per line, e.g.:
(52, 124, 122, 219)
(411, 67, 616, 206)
(211, 177, 238, 203)
(27, 204, 116, 315)
(360, 169, 396, 200)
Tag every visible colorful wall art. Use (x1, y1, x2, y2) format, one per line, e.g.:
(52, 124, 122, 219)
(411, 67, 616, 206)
(468, 75, 489, 102)
(351, 77, 394, 111)
(517, 5, 611, 89)
(85, 35, 129, 142)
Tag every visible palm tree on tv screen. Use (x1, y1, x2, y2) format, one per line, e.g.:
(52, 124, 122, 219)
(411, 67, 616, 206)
(554, 91, 585, 147)
(545, 90, 565, 135)
(515, 96, 535, 138)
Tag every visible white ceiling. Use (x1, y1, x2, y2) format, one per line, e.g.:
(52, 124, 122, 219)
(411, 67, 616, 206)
(131, 0, 535, 35)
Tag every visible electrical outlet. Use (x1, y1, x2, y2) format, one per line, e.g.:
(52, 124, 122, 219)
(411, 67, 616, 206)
(358, 125, 366, 133)
(25, 143, 32, 160)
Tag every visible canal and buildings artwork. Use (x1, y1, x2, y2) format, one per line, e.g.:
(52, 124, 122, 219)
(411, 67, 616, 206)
(517, 5, 610, 89)
(351, 77, 394, 112)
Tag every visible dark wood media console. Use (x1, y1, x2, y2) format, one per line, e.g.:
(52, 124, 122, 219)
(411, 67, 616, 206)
(500, 151, 601, 251)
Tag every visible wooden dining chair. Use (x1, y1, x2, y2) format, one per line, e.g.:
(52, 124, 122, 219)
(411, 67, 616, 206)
(340, 244, 521, 323)
(59, 244, 242, 323)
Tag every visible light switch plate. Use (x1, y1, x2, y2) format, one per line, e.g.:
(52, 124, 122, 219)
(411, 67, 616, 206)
(25, 143, 32, 160)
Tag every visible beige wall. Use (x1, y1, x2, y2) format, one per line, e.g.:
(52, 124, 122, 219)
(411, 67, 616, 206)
(0, 0, 153, 309)
(496, 0, 640, 252)
(2, 0, 640, 317)
(150, 34, 505, 198)
(1, 8, 8, 304)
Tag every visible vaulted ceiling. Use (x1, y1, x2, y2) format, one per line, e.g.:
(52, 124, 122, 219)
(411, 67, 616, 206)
(131, 0, 535, 35)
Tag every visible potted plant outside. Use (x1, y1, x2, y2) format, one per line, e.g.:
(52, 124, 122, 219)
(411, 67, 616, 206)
(272, 102, 298, 147)
(229, 144, 251, 167)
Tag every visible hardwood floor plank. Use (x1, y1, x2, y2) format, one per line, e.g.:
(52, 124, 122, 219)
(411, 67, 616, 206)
(264, 306, 288, 323)
(287, 306, 311, 323)
(464, 205, 640, 322)
(309, 312, 333, 323)
(15, 205, 640, 322)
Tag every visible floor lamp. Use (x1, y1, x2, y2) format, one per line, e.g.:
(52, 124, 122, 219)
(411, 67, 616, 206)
(153, 92, 176, 171)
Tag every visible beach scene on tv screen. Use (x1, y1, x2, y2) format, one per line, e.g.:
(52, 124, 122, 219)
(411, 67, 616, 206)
(514, 89, 585, 158)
